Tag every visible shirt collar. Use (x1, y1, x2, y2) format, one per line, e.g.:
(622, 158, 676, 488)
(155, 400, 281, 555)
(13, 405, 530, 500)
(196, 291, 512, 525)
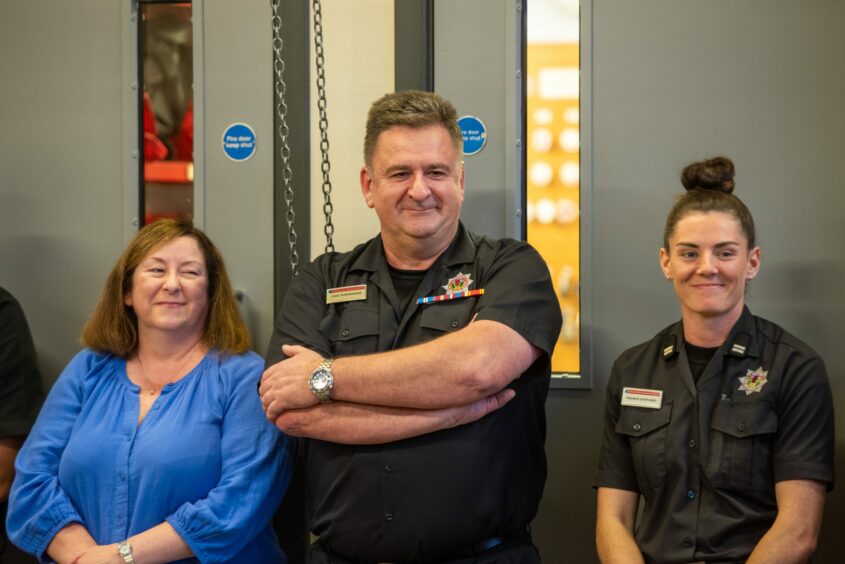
(348, 222, 476, 273)
(661, 306, 760, 361)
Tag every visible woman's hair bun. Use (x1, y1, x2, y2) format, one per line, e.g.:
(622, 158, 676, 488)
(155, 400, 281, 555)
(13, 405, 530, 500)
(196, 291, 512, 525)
(681, 156, 735, 194)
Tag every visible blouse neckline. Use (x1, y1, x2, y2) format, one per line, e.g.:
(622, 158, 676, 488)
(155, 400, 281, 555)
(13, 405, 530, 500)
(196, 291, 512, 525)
(118, 351, 213, 395)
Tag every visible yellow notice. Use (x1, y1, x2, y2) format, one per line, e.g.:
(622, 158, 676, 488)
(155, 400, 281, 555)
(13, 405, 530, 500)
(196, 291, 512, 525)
(326, 284, 367, 304)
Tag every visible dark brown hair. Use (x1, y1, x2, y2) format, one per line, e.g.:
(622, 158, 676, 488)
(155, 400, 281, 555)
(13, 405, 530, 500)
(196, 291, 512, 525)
(82, 219, 251, 356)
(663, 156, 756, 251)
(364, 90, 462, 166)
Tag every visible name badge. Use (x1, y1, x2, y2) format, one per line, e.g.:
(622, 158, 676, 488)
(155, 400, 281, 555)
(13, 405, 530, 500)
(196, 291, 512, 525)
(326, 284, 367, 304)
(620, 387, 663, 409)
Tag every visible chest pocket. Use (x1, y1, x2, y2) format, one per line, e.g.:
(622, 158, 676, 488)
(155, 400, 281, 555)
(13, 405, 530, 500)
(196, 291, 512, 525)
(707, 401, 778, 491)
(615, 403, 672, 493)
(419, 299, 476, 334)
(319, 306, 380, 356)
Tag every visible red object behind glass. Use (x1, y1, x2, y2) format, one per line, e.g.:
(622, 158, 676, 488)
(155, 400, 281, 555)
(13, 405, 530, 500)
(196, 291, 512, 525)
(143, 92, 169, 161)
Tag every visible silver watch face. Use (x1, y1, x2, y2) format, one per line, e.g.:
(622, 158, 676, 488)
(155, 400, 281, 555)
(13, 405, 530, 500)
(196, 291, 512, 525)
(312, 370, 331, 391)
(119, 544, 132, 556)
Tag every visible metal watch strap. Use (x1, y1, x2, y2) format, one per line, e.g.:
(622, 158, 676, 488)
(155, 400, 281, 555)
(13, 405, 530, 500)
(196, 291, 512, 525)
(310, 358, 334, 402)
(117, 541, 135, 564)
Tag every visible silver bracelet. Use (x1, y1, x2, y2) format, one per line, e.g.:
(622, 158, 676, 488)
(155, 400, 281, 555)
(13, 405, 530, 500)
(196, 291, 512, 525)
(117, 540, 135, 564)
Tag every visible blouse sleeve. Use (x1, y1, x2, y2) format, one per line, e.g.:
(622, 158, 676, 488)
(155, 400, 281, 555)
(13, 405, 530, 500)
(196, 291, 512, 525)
(166, 354, 293, 563)
(6, 350, 95, 560)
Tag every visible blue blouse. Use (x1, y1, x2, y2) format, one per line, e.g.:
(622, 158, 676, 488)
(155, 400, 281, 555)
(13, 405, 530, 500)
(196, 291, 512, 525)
(7, 349, 292, 563)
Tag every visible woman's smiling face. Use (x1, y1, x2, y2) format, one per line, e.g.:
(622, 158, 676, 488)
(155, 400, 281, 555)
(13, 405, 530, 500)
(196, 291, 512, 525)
(124, 236, 209, 339)
(660, 211, 760, 323)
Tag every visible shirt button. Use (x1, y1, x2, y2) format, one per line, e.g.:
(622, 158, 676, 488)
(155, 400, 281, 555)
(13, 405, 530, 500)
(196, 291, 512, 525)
(683, 537, 693, 548)
(632, 423, 641, 432)
(687, 489, 696, 499)
(118, 472, 126, 481)
(341, 329, 350, 337)
(384, 513, 394, 521)
(384, 465, 392, 473)
(450, 320, 459, 328)
(688, 439, 696, 448)
(737, 422, 746, 432)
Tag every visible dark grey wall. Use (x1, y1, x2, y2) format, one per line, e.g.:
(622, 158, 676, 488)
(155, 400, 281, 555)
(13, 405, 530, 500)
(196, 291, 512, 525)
(0, 1, 126, 384)
(534, 2, 845, 562)
(2, 1, 843, 563)
(434, 0, 523, 240)
(0, 0, 278, 383)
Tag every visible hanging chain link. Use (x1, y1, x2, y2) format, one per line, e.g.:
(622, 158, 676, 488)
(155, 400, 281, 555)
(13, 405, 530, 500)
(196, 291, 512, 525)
(271, 0, 300, 277)
(312, 0, 335, 254)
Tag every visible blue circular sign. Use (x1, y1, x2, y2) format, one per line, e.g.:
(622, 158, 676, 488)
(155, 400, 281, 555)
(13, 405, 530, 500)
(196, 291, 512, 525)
(222, 123, 257, 162)
(458, 115, 487, 156)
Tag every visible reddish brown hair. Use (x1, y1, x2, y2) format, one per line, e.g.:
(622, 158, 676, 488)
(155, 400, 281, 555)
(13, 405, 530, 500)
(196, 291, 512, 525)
(82, 219, 251, 356)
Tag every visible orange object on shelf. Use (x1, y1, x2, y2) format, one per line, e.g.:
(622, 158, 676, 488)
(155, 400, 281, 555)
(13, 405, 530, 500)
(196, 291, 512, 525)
(144, 161, 194, 183)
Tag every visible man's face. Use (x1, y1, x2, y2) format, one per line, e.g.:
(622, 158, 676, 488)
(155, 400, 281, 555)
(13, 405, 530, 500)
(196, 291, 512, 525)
(360, 124, 464, 253)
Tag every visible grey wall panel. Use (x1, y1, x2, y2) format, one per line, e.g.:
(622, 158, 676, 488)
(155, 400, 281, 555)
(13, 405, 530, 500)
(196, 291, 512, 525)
(434, 0, 522, 240)
(0, 1, 125, 385)
(538, 1, 845, 562)
(197, 0, 275, 354)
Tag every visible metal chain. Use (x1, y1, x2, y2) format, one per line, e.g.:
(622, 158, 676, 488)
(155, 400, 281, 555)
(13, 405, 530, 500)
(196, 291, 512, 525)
(271, 0, 300, 276)
(312, 0, 335, 253)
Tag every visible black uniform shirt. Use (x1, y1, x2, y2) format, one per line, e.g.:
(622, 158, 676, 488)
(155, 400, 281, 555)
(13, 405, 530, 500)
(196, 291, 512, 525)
(0, 288, 42, 438)
(594, 307, 835, 564)
(0, 287, 44, 545)
(267, 224, 562, 562)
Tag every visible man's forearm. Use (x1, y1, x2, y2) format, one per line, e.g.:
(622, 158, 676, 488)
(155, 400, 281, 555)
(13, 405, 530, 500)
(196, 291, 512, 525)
(331, 320, 537, 409)
(276, 389, 515, 444)
(260, 320, 539, 419)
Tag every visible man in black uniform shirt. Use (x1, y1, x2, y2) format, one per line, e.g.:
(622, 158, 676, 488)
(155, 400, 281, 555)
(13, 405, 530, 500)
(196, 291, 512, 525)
(0, 287, 44, 559)
(259, 90, 561, 563)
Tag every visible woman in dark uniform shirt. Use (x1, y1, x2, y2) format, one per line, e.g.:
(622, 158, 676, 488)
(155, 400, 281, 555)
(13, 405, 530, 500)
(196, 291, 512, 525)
(594, 157, 834, 564)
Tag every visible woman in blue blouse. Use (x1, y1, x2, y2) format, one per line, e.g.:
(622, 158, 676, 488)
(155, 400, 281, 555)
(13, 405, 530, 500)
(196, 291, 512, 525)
(7, 219, 292, 563)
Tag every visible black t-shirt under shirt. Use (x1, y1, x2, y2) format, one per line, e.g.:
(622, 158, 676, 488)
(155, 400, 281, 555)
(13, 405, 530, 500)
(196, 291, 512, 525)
(387, 265, 426, 312)
(684, 341, 718, 383)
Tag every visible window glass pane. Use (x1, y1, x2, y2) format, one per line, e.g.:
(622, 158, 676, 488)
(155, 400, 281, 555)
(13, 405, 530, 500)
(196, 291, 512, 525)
(140, 2, 194, 224)
(526, 0, 580, 374)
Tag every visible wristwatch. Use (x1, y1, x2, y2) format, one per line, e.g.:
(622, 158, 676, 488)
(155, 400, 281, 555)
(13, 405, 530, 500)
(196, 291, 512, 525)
(117, 541, 135, 564)
(308, 359, 334, 402)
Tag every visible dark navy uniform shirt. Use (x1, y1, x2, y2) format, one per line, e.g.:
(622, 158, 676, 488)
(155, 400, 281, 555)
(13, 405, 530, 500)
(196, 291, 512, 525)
(267, 224, 562, 562)
(0, 287, 44, 549)
(594, 306, 835, 564)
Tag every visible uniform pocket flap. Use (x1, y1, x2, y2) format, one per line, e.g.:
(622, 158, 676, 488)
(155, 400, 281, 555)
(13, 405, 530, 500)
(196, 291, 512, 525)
(615, 403, 672, 437)
(419, 299, 475, 332)
(320, 307, 380, 342)
(711, 401, 778, 438)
